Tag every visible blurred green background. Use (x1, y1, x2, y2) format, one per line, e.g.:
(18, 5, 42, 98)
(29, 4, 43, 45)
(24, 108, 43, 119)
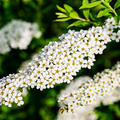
(0, 0, 120, 120)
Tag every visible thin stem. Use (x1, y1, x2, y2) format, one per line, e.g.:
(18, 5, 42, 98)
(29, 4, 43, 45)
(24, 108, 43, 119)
(101, 0, 118, 16)
(75, 17, 93, 24)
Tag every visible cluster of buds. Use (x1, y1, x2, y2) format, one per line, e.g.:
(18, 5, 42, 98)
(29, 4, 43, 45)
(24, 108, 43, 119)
(0, 20, 41, 54)
(0, 17, 120, 107)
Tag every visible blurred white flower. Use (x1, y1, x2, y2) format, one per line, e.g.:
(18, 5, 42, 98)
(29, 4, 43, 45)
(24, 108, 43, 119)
(0, 20, 41, 54)
(57, 106, 96, 120)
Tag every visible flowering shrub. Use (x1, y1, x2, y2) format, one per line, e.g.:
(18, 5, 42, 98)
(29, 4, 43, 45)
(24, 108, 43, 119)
(0, 17, 120, 107)
(57, 62, 120, 120)
(0, 20, 41, 54)
(0, 0, 120, 120)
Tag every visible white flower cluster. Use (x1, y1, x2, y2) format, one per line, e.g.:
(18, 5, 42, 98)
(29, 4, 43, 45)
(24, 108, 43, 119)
(0, 73, 26, 107)
(57, 87, 120, 120)
(0, 17, 120, 107)
(58, 62, 120, 115)
(57, 77, 97, 120)
(0, 20, 41, 54)
(57, 105, 96, 120)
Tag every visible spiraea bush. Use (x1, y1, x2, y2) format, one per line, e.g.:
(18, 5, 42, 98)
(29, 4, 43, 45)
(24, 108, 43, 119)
(0, 0, 120, 120)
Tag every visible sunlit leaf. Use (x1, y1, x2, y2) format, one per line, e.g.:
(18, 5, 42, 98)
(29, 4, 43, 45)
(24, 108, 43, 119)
(64, 4, 73, 13)
(55, 18, 71, 22)
(97, 9, 111, 18)
(68, 20, 90, 28)
(56, 5, 66, 13)
(80, 1, 102, 9)
(104, 0, 112, 3)
(114, 0, 120, 9)
(82, 0, 90, 20)
(56, 13, 68, 18)
(69, 11, 79, 19)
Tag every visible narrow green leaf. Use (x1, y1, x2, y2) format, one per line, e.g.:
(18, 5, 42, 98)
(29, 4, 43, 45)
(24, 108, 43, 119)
(114, 16, 120, 24)
(69, 11, 79, 19)
(99, 4, 107, 9)
(114, 0, 120, 9)
(83, 0, 89, 5)
(97, 9, 111, 18)
(80, 1, 102, 9)
(58, 15, 68, 18)
(56, 12, 64, 15)
(56, 13, 68, 18)
(90, 13, 99, 22)
(55, 18, 71, 22)
(104, 0, 112, 3)
(82, 0, 90, 20)
(83, 9, 90, 20)
(64, 4, 73, 13)
(68, 21, 90, 28)
(56, 5, 66, 13)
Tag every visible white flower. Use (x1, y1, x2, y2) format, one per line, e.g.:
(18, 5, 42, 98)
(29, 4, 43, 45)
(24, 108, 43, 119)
(111, 30, 120, 42)
(0, 20, 41, 54)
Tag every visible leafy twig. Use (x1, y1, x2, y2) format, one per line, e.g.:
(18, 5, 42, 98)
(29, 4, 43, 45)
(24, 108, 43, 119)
(101, 0, 118, 16)
(75, 17, 93, 24)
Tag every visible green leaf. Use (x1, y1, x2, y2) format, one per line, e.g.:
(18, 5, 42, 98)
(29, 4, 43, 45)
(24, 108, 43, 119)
(98, 4, 107, 9)
(82, 0, 90, 20)
(64, 4, 73, 13)
(56, 5, 66, 13)
(56, 13, 68, 18)
(69, 11, 79, 19)
(80, 1, 102, 9)
(82, 0, 89, 5)
(55, 18, 71, 22)
(97, 9, 111, 18)
(90, 13, 99, 21)
(114, 0, 120, 9)
(56, 12, 65, 15)
(114, 16, 120, 24)
(104, 0, 112, 3)
(58, 15, 67, 18)
(68, 21, 90, 28)
(83, 9, 90, 20)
